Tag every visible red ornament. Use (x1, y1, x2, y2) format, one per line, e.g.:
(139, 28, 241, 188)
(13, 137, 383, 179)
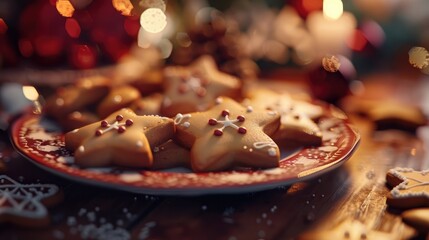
(69, 44, 97, 69)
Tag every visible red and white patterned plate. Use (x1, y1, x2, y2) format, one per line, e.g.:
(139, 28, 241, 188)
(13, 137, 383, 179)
(11, 106, 359, 195)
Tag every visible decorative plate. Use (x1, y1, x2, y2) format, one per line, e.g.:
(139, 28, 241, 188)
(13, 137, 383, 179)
(11, 106, 359, 195)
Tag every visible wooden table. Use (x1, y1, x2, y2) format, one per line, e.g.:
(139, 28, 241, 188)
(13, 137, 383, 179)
(0, 72, 428, 240)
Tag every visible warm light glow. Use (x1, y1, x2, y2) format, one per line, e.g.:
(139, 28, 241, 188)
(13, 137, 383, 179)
(323, 0, 343, 20)
(112, 0, 133, 16)
(139, 0, 166, 12)
(322, 55, 341, 72)
(56, 0, 75, 17)
(22, 86, 39, 101)
(140, 8, 167, 33)
(302, 0, 323, 13)
(409, 46, 429, 69)
(347, 30, 368, 51)
(158, 38, 172, 59)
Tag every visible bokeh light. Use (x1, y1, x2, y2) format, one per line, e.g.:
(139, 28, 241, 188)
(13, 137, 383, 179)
(0, 18, 7, 34)
(139, 0, 166, 12)
(176, 32, 192, 48)
(65, 18, 81, 38)
(323, 0, 343, 20)
(140, 8, 167, 33)
(112, 0, 133, 16)
(408, 46, 429, 69)
(71, 44, 97, 69)
(347, 30, 367, 51)
(56, 0, 75, 17)
(22, 86, 39, 101)
(322, 55, 341, 72)
(18, 39, 33, 57)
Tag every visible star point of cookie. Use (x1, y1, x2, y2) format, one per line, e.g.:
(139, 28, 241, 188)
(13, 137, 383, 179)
(174, 97, 281, 172)
(244, 89, 323, 146)
(386, 167, 429, 208)
(300, 219, 394, 240)
(161, 55, 242, 117)
(0, 175, 60, 227)
(65, 108, 174, 168)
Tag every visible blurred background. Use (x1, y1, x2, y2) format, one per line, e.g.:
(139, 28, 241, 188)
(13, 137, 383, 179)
(0, 0, 428, 106)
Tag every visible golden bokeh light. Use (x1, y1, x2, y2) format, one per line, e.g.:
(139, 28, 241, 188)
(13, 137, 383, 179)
(22, 86, 39, 101)
(409, 46, 429, 69)
(323, 0, 343, 20)
(56, 0, 75, 18)
(140, 8, 167, 33)
(322, 55, 341, 72)
(112, 0, 133, 16)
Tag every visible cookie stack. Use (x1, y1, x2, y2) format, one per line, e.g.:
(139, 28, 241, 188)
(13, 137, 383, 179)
(44, 55, 326, 172)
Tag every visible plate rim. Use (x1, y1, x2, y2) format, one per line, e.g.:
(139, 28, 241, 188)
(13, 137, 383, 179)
(10, 111, 360, 196)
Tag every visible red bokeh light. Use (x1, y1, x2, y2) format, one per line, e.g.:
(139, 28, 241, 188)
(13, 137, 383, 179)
(65, 18, 81, 38)
(0, 18, 8, 34)
(347, 30, 368, 52)
(19, 39, 34, 57)
(70, 44, 97, 69)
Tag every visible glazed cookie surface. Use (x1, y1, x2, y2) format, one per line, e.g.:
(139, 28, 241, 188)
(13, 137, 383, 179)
(161, 55, 241, 117)
(65, 108, 174, 168)
(244, 89, 323, 146)
(97, 85, 141, 118)
(386, 167, 429, 208)
(174, 97, 281, 172)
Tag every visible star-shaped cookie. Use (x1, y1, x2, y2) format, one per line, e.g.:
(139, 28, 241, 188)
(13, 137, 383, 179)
(386, 167, 429, 208)
(44, 76, 110, 118)
(174, 97, 281, 172)
(97, 85, 141, 118)
(244, 89, 323, 146)
(161, 55, 242, 117)
(0, 175, 60, 227)
(300, 219, 395, 240)
(65, 108, 174, 168)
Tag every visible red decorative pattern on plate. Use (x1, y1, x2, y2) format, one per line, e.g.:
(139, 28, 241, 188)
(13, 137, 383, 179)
(11, 106, 359, 195)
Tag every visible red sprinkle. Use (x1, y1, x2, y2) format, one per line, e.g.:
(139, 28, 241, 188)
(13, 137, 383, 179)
(221, 110, 230, 117)
(238, 127, 247, 134)
(116, 115, 124, 121)
(118, 126, 126, 133)
(208, 118, 218, 125)
(237, 115, 245, 122)
(95, 129, 103, 136)
(125, 119, 134, 126)
(214, 129, 223, 136)
(100, 120, 109, 127)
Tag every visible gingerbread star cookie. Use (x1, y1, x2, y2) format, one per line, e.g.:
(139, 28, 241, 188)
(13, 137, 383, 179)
(245, 89, 323, 146)
(65, 108, 174, 168)
(97, 85, 141, 118)
(129, 93, 163, 116)
(341, 96, 427, 133)
(58, 111, 99, 132)
(151, 140, 190, 170)
(44, 75, 110, 118)
(161, 55, 242, 117)
(0, 175, 61, 227)
(300, 219, 395, 240)
(386, 167, 429, 208)
(174, 97, 281, 172)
